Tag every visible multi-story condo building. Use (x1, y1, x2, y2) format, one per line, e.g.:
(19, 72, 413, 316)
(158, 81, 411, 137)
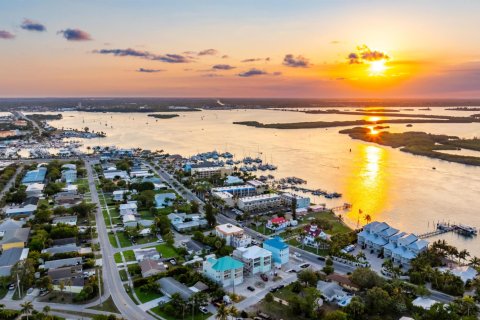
(281, 193, 311, 209)
(215, 223, 252, 248)
(211, 185, 257, 198)
(237, 194, 282, 212)
(358, 221, 429, 268)
(191, 166, 233, 179)
(263, 236, 289, 266)
(233, 245, 272, 276)
(203, 256, 244, 287)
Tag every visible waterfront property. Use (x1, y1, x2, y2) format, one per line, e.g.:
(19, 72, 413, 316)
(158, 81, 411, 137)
(215, 223, 252, 248)
(303, 224, 328, 246)
(266, 217, 290, 232)
(21, 167, 47, 185)
(233, 245, 272, 276)
(167, 212, 208, 232)
(280, 192, 311, 209)
(224, 175, 243, 185)
(263, 236, 289, 266)
(191, 166, 233, 179)
(237, 193, 282, 212)
(246, 180, 268, 194)
(154, 192, 176, 208)
(211, 191, 235, 207)
(358, 221, 429, 268)
(203, 255, 244, 287)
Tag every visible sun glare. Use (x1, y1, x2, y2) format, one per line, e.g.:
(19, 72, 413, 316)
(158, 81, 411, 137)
(369, 60, 387, 75)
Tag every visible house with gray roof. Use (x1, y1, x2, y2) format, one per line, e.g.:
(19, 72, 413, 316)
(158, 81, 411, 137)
(157, 277, 194, 300)
(44, 257, 83, 270)
(0, 227, 30, 251)
(0, 247, 29, 276)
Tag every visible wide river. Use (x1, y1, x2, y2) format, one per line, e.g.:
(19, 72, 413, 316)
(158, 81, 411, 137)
(46, 108, 480, 256)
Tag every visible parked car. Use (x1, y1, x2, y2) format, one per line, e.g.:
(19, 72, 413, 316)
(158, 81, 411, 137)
(317, 256, 326, 261)
(169, 258, 177, 265)
(247, 286, 255, 292)
(8, 283, 15, 291)
(299, 263, 310, 269)
(199, 306, 208, 314)
(260, 273, 268, 282)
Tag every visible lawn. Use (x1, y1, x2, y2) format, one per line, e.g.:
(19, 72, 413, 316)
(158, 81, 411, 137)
(123, 250, 136, 261)
(134, 287, 163, 303)
(287, 238, 329, 256)
(150, 305, 211, 320)
(308, 211, 352, 235)
(138, 209, 155, 219)
(114, 252, 123, 263)
(119, 269, 128, 281)
(124, 284, 139, 305)
(102, 209, 111, 226)
(116, 232, 133, 247)
(135, 235, 157, 245)
(88, 296, 120, 314)
(148, 244, 178, 258)
(108, 233, 119, 248)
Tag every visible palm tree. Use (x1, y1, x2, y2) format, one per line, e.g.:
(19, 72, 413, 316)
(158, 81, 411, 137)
(458, 249, 470, 265)
(43, 305, 51, 318)
(59, 279, 66, 298)
(228, 305, 239, 317)
(21, 301, 34, 320)
(469, 256, 480, 268)
(215, 303, 229, 320)
(364, 214, 372, 224)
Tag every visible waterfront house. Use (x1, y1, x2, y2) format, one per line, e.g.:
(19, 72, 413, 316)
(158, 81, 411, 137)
(358, 221, 429, 268)
(0, 227, 30, 252)
(119, 202, 137, 216)
(203, 256, 244, 287)
(263, 236, 289, 266)
(154, 193, 176, 208)
(215, 223, 252, 248)
(21, 167, 47, 186)
(246, 180, 268, 194)
(233, 245, 272, 276)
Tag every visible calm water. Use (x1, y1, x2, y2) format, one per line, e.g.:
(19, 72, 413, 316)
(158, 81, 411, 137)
(47, 109, 480, 256)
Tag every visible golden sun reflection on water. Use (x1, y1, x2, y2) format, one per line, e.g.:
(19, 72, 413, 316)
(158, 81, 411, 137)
(344, 144, 390, 228)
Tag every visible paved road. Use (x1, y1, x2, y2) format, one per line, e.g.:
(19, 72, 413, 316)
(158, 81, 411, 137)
(0, 164, 23, 199)
(85, 160, 157, 320)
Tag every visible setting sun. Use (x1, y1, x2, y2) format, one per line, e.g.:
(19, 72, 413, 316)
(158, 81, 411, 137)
(369, 60, 387, 75)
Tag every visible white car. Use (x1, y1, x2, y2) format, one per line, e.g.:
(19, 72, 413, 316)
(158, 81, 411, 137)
(199, 306, 208, 314)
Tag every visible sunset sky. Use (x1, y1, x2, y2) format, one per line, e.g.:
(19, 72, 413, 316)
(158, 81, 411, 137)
(1, 0, 480, 98)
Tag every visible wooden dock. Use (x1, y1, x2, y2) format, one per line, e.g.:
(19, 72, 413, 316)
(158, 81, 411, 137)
(331, 203, 352, 212)
(417, 223, 477, 239)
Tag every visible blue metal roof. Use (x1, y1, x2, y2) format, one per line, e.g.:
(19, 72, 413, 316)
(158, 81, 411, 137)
(22, 167, 47, 184)
(264, 236, 288, 250)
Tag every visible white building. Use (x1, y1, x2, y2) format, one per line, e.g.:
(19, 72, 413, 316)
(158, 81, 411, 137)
(237, 194, 282, 212)
(113, 190, 127, 201)
(215, 223, 251, 248)
(233, 245, 272, 276)
(246, 180, 268, 194)
(191, 166, 233, 179)
(211, 191, 236, 208)
(123, 214, 137, 227)
(25, 183, 45, 198)
(211, 185, 256, 198)
(119, 202, 137, 216)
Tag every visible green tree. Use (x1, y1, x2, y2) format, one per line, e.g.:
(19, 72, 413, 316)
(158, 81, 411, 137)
(344, 296, 365, 320)
(20, 301, 33, 320)
(205, 202, 216, 227)
(365, 287, 391, 315)
(324, 310, 348, 320)
(265, 292, 274, 303)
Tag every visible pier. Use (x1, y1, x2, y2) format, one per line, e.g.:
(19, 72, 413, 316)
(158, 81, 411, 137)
(417, 222, 477, 239)
(331, 203, 352, 212)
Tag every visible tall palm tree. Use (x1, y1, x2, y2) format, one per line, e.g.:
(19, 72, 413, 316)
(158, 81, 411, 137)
(364, 214, 372, 224)
(469, 256, 480, 268)
(228, 305, 239, 317)
(215, 303, 229, 320)
(20, 301, 34, 320)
